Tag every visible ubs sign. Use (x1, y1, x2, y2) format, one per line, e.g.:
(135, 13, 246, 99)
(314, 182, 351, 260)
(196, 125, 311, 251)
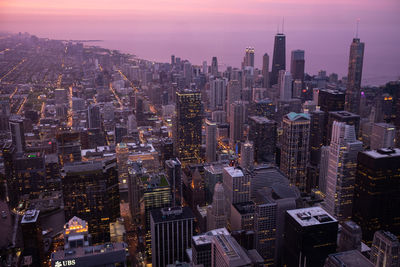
(54, 260, 76, 267)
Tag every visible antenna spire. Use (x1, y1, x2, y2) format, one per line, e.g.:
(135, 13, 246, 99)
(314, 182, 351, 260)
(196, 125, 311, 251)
(356, 18, 360, 38)
(282, 17, 285, 33)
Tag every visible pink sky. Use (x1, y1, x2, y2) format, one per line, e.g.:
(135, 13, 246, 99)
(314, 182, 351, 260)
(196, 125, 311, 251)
(1, 0, 399, 84)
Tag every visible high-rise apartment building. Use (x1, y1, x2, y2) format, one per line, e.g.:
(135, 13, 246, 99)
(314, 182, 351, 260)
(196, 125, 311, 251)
(209, 78, 227, 111)
(174, 90, 202, 165)
(262, 53, 270, 88)
(270, 33, 286, 86)
(280, 112, 310, 192)
(226, 80, 241, 117)
(345, 38, 365, 114)
(352, 148, 400, 244)
(229, 101, 245, 148)
(61, 159, 120, 244)
(150, 207, 194, 267)
(248, 116, 277, 163)
(325, 122, 363, 222)
(205, 120, 217, 163)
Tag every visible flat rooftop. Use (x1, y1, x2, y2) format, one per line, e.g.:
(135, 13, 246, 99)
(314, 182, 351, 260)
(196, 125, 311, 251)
(287, 207, 337, 227)
(327, 250, 373, 267)
(192, 227, 229, 246)
(363, 148, 400, 159)
(224, 167, 244, 178)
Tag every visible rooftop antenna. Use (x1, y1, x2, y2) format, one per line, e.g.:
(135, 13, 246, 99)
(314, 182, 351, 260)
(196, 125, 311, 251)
(277, 21, 279, 34)
(282, 17, 285, 33)
(356, 18, 360, 38)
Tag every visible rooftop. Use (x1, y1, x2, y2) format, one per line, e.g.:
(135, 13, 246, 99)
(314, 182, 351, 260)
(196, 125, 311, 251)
(363, 148, 400, 159)
(286, 112, 310, 121)
(326, 250, 373, 267)
(224, 166, 244, 178)
(249, 116, 274, 124)
(51, 242, 127, 262)
(287, 207, 337, 227)
(21, 209, 40, 224)
(192, 227, 229, 246)
(151, 206, 194, 224)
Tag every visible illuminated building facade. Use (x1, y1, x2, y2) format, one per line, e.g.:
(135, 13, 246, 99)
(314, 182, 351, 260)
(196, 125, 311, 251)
(352, 148, 400, 244)
(248, 116, 277, 164)
(174, 90, 202, 165)
(324, 122, 362, 222)
(345, 38, 365, 114)
(61, 159, 120, 244)
(280, 112, 310, 192)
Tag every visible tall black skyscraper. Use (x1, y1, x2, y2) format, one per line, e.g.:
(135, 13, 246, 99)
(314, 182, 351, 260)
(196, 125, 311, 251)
(352, 148, 400, 244)
(270, 33, 286, 87)
(345, 38, 365, 114)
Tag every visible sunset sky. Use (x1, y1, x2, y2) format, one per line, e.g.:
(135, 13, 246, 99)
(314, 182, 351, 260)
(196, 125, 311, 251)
(1, 0, 399, 84)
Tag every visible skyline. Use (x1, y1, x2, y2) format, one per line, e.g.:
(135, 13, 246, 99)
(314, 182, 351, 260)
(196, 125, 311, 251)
(1, 0, 400, 85)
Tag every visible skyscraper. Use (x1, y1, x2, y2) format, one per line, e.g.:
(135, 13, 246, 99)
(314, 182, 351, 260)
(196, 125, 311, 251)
(174, 89, 202, 165)
(270, 33, 286, 86)
(370, 123, 395, 150)
(239, 140, 254, 170)
(327, 111, 360, 145)
(345, 38, 365, 114)
(283, 207, 338, 267)
(226, 80, 241, 117)
(205, 120, 217, 163)
(248, 116, 277, 163)
(209, 78, 227, 111)
(150, 207, 194, 267)
(211, 56, 218, 77)
(262, 53, 270, 88)
(165, 158, 182, 206)
(61, 159, 120, 244)
(88, 104, 101, 129)
(352, 148, 400, 244)
(370, 230, 400, 267)
(229, 101, 245, 148)
(324, 122, 363, 222)
(278, 70, 292, 100)
(280, 112, 310, 192)
(223, 166, 250, 225)
(9, 117, 25, 153)
(242, 47, 255, 68)
(207, 183, 227, 231)
(290, 49, 305, 82)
